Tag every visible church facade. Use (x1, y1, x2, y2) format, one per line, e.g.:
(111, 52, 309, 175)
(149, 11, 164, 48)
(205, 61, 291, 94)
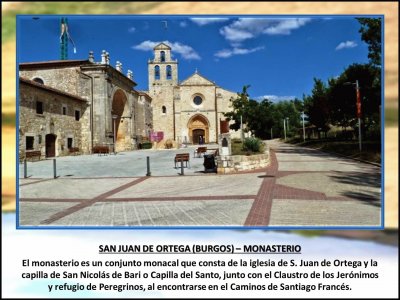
(147, 43, 239, 145)
(18, 43, 240, 158)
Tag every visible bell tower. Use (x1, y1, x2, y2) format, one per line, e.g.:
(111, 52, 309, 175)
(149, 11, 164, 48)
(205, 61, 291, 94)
(148, 43, 178, 141)
(148, 43, 178, 88)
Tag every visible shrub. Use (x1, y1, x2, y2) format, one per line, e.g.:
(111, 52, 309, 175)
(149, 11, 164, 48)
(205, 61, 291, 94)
(141, 142, 152, 149)
(242, 137, 264, 153)
(165, 139, 173, 149)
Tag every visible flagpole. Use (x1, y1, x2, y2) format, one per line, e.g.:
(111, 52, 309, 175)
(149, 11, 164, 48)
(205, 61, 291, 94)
(356, 80, 362, 151)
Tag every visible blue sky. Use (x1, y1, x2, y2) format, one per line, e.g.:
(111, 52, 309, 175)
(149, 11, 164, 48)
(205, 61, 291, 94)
(17, 15, 373, 101)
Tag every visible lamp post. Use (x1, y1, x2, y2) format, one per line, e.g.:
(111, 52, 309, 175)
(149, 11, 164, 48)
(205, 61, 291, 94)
(283, 118, 287, 141)
(355, 80, 362, 152)
(345, 80, 362, 151)
(112, 114, 118, 154)
(302, 112, 306, 142)
(240, 114, 244, 141)
(286, 117, 289, 132)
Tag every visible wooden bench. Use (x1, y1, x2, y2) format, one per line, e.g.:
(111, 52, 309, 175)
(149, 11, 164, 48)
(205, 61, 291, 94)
(68, 147, 80, 155)
(175, 153, 190, 168)
(194, 146, 207, 158)
(207, 148, 219, 157)
(25, 150, 41, 161)
(92, 145, 109, 156)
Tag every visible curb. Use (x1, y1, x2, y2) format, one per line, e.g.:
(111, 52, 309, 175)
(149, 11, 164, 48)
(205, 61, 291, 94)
(307, 147, 381, 167)
(282, 142, 381, 167)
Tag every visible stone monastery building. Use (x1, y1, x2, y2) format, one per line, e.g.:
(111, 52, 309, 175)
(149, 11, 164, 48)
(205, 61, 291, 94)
(19, 43, 240, 158)
(147, 43, 238, 145)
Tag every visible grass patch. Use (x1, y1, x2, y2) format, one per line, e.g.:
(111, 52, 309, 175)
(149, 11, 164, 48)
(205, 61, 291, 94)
(3, 2, 162, 43)
(288, 138, 381, 164)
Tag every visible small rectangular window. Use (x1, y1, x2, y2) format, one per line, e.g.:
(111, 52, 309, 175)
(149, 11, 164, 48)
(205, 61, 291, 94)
(62, 106, 67, 115)
(75, 110, 80, 121)
(26, 136, 34, 150)
(67, 138, 73, 148)
(36, 101, 43, 114)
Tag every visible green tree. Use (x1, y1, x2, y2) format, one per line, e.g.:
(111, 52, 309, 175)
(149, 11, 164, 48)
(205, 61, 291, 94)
(357, 17, 382, 66)
(224, 85, 250, 131)
(328, 63, 381, 135)
(247, 99, 274, 139)
(225, 86, 303, 140)
(304, 78, 330, 138)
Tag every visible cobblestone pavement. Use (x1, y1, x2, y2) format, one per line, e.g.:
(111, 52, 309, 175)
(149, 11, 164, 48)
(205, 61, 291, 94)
(19, 141, 381, 227)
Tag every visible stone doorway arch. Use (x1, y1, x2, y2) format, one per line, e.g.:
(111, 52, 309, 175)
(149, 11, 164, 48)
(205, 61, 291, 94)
(111, 89, 129, 152)
(188, 114, 209, 144)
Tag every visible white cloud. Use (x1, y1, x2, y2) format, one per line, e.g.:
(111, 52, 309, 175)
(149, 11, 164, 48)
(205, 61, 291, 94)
(263, 18, 311, 35)
(132, 40, 201, 60)
(220, 18, 311, 42)
(190, 18, 229, 26)
(214, 46, 264, 58)
(335, 40, 357, 50)
(220, 26, 254, 43)
(128, 27, 136, 33)
(256, 95, 296, 102)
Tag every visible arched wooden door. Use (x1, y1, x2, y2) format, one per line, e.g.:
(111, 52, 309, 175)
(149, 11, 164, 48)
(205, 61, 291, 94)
(192, 129, 205, 144)
(188, 114, 209, 144)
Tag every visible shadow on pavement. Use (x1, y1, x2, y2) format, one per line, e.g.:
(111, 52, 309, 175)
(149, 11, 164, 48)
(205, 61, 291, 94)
(330, 171, 381, 188)
(341, 191, 381, 207)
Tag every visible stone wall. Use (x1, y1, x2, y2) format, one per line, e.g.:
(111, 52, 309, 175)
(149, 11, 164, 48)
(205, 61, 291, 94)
(216, 87, 243, 140)
(20, 67, 89, 98)
(135, 93, 153, 144)
(19, 81, 88, 157)
(149, 85, 175, 141)
(217, 151, 270, 174)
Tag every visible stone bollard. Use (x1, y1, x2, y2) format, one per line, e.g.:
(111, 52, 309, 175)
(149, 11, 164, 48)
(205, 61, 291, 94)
(180, 160, 184, 176)
(146, 156, 151, 176)
(53, 159, 57, 179)
(24, 159, 27, 178)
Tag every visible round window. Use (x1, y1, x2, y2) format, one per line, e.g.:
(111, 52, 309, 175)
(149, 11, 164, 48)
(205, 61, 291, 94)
(193, 96, 203, 106)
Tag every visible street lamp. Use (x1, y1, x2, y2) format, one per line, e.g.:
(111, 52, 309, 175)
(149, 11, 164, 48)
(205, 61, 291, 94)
(302, 112, 306, 142)
(283, 118, 287, 141)
(344, 80, 362, 151)
(112, 114, 118, 154)
(240, 114, 244, 141)
(286, 117, 290, 132)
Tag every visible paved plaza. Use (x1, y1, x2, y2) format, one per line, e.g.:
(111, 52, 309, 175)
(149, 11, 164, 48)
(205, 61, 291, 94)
(18, 141, 381, 227)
